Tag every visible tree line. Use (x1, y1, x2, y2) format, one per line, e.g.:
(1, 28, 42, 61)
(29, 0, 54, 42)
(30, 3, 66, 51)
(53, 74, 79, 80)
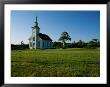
(53, 39, 100, 49)
(11, 44, 29, 50)
(11, 32, 100, 50)
(53, 32, 100, 49)
(11, 38, 100, 50)
(11, 41, 29, 50)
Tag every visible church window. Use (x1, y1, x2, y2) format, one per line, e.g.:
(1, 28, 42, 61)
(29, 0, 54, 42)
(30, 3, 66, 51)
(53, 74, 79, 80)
(33, 37, 35, 41)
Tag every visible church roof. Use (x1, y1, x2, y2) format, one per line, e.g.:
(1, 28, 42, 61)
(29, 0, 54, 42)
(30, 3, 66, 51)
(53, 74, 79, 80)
(38, 33, 52, 41)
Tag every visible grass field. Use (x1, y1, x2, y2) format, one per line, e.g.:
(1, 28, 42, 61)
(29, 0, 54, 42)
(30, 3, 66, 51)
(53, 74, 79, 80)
(11, 48, 100, 77)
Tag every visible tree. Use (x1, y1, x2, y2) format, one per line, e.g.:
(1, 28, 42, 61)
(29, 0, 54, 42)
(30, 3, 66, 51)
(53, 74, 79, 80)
(77, 40, 84, 48)
(88, 39, 100, 48)
(59, 32, 71, 48)
(21, 41, 24, 45)
(72, 40, 86, 48)
(53, 41, 62, 48)
(71, 41, 77, 48)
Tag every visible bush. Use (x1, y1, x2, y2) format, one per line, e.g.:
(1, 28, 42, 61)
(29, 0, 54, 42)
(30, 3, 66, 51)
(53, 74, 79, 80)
(11, 44, 29, 50)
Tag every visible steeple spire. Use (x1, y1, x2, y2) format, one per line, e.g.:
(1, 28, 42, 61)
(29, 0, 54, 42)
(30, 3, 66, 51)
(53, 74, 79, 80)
(36, 16, 37, 23)
(35, 16, 38, 26)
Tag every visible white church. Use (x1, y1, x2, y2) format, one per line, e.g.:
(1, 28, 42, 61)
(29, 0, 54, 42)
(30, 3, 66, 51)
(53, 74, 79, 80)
(28, 17, 53, 49)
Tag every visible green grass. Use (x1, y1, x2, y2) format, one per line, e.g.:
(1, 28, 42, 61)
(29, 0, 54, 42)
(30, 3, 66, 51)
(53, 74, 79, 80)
(11, 48, 100, 77)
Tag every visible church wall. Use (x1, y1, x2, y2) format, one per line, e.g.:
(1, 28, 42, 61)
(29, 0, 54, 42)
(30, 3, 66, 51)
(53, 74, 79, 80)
(40, 39, 43, 49)
(42, 40, 52, 49)
(29, 37, 53, 49)
(36, 40, 41, 49)
(29, 38, 33, 49)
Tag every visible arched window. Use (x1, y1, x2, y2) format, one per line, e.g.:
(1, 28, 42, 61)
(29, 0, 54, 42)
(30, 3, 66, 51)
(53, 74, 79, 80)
(33, 37, 35, 41)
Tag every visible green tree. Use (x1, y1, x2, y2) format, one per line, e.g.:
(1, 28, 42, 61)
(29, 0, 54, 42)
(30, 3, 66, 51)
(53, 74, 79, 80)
(59, 32, 71, 48)
(92, 39, 99, 43)
(77, 40, 85, 48)
(88, 39, 100, 48)
(21, 41, 24, 45)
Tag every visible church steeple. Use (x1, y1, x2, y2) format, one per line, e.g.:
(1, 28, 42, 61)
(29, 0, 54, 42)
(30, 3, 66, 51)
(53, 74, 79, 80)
(32, 16, 40, 29)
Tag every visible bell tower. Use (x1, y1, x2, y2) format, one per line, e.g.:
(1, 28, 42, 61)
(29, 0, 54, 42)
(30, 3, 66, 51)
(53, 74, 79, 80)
(32, 16, 40, 34)
(32, 16, 40, 49)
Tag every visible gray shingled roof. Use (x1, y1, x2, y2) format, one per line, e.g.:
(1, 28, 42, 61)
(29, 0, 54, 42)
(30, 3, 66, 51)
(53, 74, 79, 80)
(38, 33, 52, 41)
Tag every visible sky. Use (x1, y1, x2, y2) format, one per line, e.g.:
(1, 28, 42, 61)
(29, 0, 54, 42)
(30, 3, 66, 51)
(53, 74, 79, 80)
(11, 11, 100, 44)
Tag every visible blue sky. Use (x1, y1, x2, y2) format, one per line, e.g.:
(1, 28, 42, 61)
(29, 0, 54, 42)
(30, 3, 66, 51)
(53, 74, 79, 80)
(11, 11, 100, 44)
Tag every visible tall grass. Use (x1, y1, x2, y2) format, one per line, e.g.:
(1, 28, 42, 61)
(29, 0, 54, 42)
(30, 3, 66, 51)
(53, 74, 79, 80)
(11, 48, 100, 77)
